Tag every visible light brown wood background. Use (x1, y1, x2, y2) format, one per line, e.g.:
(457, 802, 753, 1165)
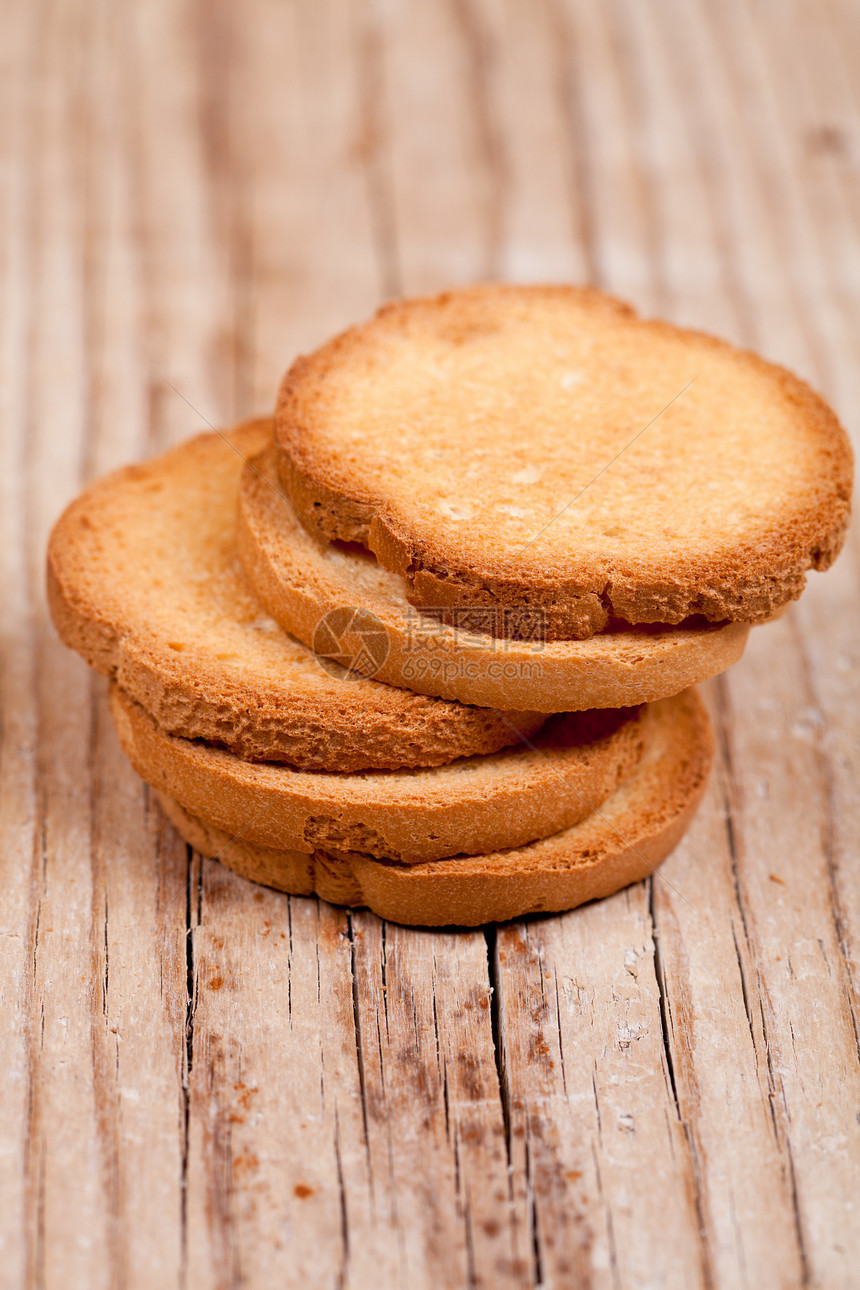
(2, 1, 859, 1287)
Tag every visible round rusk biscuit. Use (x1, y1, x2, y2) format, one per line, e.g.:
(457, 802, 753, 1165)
(238, 442, 750, 713)
(47, 421, 544, 771)
(110, 685, 647, 864)
(156, 690, 713, 927)
(275, 284, 852, 640)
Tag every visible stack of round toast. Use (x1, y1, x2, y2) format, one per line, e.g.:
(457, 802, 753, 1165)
(48, 286, 852, 925)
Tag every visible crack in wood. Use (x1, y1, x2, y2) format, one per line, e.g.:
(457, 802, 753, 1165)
(730, 919, 756, 1051)
(647, 878, 717, 1290)
(590, 1137, 619, 1290)
(483, 927, 512, 1169)
(333, 1107, 351, 1289)
(523, 1130, 544, 1290)
(552, 966, 567, 1098)
(346, 912, 372, 1155)
(712, 677, 812, 1279)
(787, 613, 860, 1066)
(785, 1136, 812, 1289)
(648, 879, 680, 1115)
(286, 897, 293, 1023)
(102, 893, 109, 1018)
(180, 844, 199, 1289)
(713, 680, 783, 1128)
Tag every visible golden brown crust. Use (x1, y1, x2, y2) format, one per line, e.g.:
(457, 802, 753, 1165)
(156, 690, 713, 926)
(275, 284, 853, 640)
(111, 684, 647, 863)
(238, 442, 751, 712)
(46, 420, 544, 771)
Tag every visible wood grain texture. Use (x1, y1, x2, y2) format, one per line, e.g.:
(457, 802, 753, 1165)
(1, 0, 858, 1286)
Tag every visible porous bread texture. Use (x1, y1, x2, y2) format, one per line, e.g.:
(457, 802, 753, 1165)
(110, 684, 647, 863)
(275, 284, 853, 640)
(157, 690, 713, 926)
(46, 420, 544, 771)
(238, 442, 751, 712)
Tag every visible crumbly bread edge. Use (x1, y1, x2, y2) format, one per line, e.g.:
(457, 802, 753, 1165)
(238, 443, 752, 712)
(155, 689, 713, 926)
(110, 683, 648, 863)
(45, 422, 545, 770)
(275, 284, 853, 639)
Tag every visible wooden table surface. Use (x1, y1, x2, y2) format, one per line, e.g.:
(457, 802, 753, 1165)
(3, 2, 859, 1287)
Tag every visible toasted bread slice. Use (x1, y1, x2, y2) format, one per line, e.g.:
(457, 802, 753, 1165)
(156, 690, 712, 926)
(47, 421, 544, 771)
(275, 285, 852, 639)
(111, 684, 646, 863)
(238, 441, 750, 712)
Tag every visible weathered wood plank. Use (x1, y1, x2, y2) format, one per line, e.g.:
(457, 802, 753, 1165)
(388, 4, 719, 1282)
(2, 6, 194, 1287)
(17, 5, 124, 1283)
(121, 0, 241, 446)
(348, 920, 526, 1288)
(181, 893, 528, 1288)
(0, 8, 39, 1285)
(580, 8, 822, 1281)
(235, 0, 385, 399)
(624, 2, 860, 1286)
(649, 698, 811, 1288)
(89, 703, 190, 1290)
(2, 0, 859, 1287)
(175, 6, 524, 1288)
(485, 1, 860, 1286)
(496, 900, 710, 1290)
(183, 877, 354, 1288)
